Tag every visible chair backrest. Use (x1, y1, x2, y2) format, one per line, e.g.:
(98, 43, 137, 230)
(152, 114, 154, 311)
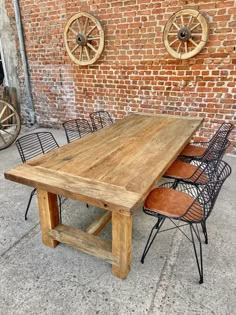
(202, 137, 231, 163)
(200, 159, 232, 219)
(89, 110, 113, 131)
(182, 160, 232, 222)
(16, 132, 59, 163)
(184, 139, 230, 184)
(62, 118, 93, 143)
(209, 122, 234, 145)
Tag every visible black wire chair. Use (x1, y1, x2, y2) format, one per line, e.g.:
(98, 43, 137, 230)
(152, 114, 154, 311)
(179, 122, 234, 162)
(62, 118, 93, 143)
(164, 138, 231, 186)
(89, 110, 113, 131)
(141, 159, 232, 284)
(15, 132, 62, 220)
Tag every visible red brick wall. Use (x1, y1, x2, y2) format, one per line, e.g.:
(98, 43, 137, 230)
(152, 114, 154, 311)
(5, 0, 236, 149)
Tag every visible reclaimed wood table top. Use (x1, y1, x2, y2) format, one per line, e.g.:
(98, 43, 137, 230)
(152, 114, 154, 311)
(5, 114, 203, 215)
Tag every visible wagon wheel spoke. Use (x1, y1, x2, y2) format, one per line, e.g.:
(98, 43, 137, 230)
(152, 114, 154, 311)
(0, 105, 7, 120)
(87, 36, 100, 40)
(170, 38, 179, 46)
(168, 33, 178, 36)
(77, 18, 82, 32)
(84, 46, 90, 60)
(0, 132, 7, 144)
(177, 42, 182, 53)
(173, 22, 180, 30)
(86, 25, 97, 37)
(71, 44, 79, 54)
(79, 46, 83, 61)
(1, 113, 16, 124)
(84, 17, 89, 33)
(188, 15, 193, 27)
(2, 123, 18, 127)
(0, 128, 15, 136)
(189, 38, 199, 47)
(87, 42, 97, 53)
(69, 27, 78, 35)
(163, 9, 209, 59)
(184, 42, 188, 53)
(190, 22, 201, 32)
(64, 12, 104, 65)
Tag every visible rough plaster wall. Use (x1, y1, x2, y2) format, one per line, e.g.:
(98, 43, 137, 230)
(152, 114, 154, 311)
(0, 0, 20, 102)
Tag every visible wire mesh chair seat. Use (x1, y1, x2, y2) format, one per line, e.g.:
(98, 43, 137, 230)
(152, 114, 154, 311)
(15, 132, 62, 221)
(164, 138, 230, 186)
(179, 122, 234, 161)
(89, 110, 113, 131)
(62, 118, 93, 143)
(141, 159, 232, 284)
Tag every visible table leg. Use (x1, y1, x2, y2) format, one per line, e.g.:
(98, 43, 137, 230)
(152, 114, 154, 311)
(112, 212, 132, 279)
(37, 189, 60, 248)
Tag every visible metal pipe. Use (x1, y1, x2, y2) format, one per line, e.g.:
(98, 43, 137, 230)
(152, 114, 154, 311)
(12, 0, 35, 124)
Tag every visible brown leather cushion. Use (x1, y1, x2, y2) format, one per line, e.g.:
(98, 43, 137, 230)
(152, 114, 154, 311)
(180, 144, 206, 158)
(164, 160, 209, 184)
(144, 187, 203, 221)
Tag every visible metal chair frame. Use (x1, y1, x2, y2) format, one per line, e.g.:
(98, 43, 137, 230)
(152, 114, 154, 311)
(62, 118, 93, 143)
(15, 132, 62, 221)
(164, 138, 231, 186)
(180, 122, 234, 162)
(141, 160, 232, 283)
(89, 110, 113, 131)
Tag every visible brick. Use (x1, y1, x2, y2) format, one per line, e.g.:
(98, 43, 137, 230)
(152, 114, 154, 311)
(3, 0, 235, 152)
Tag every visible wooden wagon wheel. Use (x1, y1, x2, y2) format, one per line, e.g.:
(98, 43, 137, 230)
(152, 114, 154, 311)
(0, 100, 21, 150)
(64, 12, 105, 66)
(163, 9, 208, 60)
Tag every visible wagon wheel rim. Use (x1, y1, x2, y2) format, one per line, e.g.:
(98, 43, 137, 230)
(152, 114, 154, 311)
(0, 100, 21, 150)
(64, 12, 105, 66)
(163, 9, 208, 60)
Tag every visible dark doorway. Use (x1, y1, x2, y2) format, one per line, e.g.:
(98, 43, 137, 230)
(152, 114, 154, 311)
(0, 53, 4, 85)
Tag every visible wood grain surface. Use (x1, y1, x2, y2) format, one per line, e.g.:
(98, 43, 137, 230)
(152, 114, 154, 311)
(5, 114, 202, 214)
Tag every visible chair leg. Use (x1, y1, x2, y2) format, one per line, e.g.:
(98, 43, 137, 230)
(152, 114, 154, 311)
(190, 224, 204, 284)
(58, 195, 62, 223)
(25, 188, 37, 220)
(172, 179, 179, 189)
(141, 217, 165, 264)
(201, 221, 208, 244)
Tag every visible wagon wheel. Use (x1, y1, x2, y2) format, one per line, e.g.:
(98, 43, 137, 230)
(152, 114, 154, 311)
(0, 100, 21, 150)
(64, 12, 105, 66)
(163, 9, 208, 60)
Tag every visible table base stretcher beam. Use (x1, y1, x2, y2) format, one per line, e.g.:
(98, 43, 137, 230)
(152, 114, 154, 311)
(48, 224, 119, 266)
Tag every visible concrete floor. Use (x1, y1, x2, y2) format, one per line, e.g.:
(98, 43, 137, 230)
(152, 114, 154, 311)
(0, 127, 236, 315)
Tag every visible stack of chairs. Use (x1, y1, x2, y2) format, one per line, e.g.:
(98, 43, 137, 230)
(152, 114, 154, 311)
(141, 122, 234, 284)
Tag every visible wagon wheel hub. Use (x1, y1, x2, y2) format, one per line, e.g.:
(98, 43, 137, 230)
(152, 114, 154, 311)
(76, 33, 87, 46)
(177, 27, 191, 42)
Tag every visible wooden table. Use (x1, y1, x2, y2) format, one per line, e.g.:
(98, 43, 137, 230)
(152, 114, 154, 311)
(5, 114, 202, 279)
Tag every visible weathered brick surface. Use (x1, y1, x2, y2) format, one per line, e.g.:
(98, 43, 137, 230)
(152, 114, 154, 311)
(5, 0, 236, 150)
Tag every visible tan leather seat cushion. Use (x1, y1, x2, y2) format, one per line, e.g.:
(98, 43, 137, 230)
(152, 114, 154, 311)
(180, 144, 206, 157)
(164, 160, 209, 184)
(144, 187, 203, 221)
